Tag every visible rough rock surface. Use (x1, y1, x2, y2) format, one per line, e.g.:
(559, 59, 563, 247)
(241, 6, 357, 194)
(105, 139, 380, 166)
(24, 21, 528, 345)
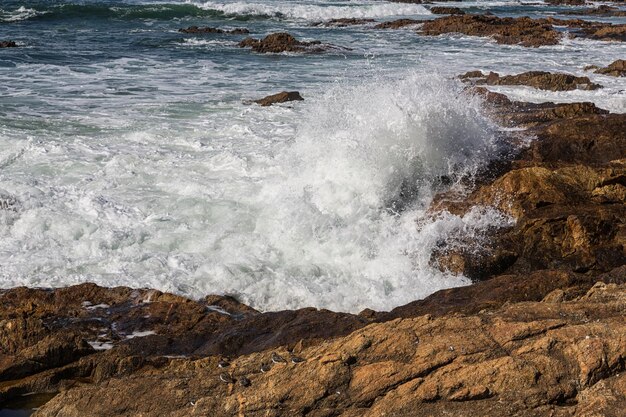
(420, 15, 561, 47)
(374, 19, 422, 29)
(594, 59, 626, 76)
(238, 32, 326, 53)
(461, 70, 602, 91)
(32, 281, 626, 417)
(565, 5, 626, 16)
(178, 26, 249, 35)
(0, 41, 17, 48)
(254, 91, 304, 106)
(429, 6, 466, 15)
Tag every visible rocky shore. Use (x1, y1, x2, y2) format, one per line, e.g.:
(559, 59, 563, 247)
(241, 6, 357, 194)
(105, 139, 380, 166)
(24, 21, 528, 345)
(1, 73, 625, 414)
(1, 4, 625, 417)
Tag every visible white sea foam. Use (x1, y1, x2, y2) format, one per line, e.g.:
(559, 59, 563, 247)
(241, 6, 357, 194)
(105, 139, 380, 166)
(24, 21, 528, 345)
(191, 0, 431, 21)
(0, 73, 513, 312)
(0, 6, 43, 22)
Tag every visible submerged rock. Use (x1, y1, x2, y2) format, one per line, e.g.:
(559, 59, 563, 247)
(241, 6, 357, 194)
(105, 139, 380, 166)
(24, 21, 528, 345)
(594, 59, 626, 77)
(0, 41, 17, 48)
(311, 18, 376, 27)
(374, 19, 422, 29)
(462, 70, 602, 91)
(254, 91, 304, 106)
(238, 32, 326, 53)
(178, 26, 250, 35)
(429, 6, 466, 15)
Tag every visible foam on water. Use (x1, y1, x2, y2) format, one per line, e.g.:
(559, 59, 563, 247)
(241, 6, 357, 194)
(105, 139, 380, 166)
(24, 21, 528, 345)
(192, 0, 431, 21)
(0, 73, 512, 312)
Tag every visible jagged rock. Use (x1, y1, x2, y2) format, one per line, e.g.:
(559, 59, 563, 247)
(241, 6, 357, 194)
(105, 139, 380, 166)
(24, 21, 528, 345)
(238, 32, 326, 53)
(178, 26, 249, 35)
(0, 41, 17, 48)
(311, 18, 375, 27)
(463, 70, 602, 91)
(420, 15, 561, 47)
(578, 24, 626, 42)
(254, 91, 304, 106)
(594, 59, 626, 76)
(374, 19, 422, 29)
(430, 7, 465, 15)
(33, 281, 626, 417)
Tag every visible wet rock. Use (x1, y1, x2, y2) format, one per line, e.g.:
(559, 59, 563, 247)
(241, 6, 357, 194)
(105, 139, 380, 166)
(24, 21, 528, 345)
(578, 24, 626, 42)
(254, 91, 304, 106)
(565, 5, 626, 17)
(464, 70, 602, 91)
(311, 18, 376, 27)
(178, 26, 249, 35)
(420, 15, 561, 47)
(594, 59, 626, 76)
(34, 281, 626, 417)
(238, 32, 326, 53)
(544, 0, 586, 5)
(374, 19, 422, 29)
(429, 7, 466, 15)
(0, 41, 17, 48)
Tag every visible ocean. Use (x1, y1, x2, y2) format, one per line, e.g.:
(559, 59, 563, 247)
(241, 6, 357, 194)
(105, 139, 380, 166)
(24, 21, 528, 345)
(1, 0, 625, 312)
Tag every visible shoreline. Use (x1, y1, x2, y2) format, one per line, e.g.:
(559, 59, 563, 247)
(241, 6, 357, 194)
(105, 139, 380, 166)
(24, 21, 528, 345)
(1, 76, 625, 415)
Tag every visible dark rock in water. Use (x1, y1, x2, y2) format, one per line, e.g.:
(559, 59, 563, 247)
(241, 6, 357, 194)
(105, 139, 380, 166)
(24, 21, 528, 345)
(311, 18, 376, 27)
(594, 59, 626, 77)
(254, 91, 304, 106)
(374, 19, 422, 30)
(544, 0, 585, 5)
(238, 32, 326, 53)
(0, 41, 17, 48)
(179, 26, 249, 35)
(565, 5, 626, 17)
(462, 70, 602, 91)
(429, 7, 466, 15)
(420, 15, 561, 47)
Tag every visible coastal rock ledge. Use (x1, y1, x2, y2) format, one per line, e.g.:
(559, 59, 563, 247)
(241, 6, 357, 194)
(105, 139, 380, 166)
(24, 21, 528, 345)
(1, 88, 625, 416)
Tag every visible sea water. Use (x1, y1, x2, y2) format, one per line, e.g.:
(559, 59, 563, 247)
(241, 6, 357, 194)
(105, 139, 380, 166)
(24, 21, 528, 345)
(0, 0, 624, 312)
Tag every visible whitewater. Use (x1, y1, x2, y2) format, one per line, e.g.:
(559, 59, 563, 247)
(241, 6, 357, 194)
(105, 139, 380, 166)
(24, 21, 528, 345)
(1, 0, 625, 312)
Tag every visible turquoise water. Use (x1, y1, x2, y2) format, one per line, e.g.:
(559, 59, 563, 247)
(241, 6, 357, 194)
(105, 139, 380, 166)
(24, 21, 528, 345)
(0, 0, 625, 312)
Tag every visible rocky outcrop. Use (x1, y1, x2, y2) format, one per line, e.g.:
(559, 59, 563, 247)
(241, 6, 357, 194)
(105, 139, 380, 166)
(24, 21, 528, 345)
(461, 70, 602, 91)
(429, 6, 465, 15)
(374, 19, 422, 29)
(254, 91, 304, 106)
(238, 32, 327, 53)
(594, 59, 626, 76)
(577, 24, 626, 42)
(311, 18, 376, 27)
(178, 26, 249, 35)
(32, 280, 626, 417)
(420, 15, 561, 47)
(0, 41, 17, 48)
(430, 83, 625, 281)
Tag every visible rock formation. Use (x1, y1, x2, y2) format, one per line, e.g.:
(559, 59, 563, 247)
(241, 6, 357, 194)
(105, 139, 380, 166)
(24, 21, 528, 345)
(238, 33, 326, 54)
(254, 91, 304, 106)
(179, 26, 250, 35)
(461, 70, 602, 91)
(0, 41, 17, 48)
(594, 59, 626, 77)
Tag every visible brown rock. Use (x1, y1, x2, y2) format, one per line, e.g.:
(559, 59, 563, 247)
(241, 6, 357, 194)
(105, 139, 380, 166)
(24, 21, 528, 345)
(374, 19, 422, 29)
(238, 32, 325, 53)
(595, 59, 626, 76)
(254, 91, 304, 106)
(430, 7, 465, 15)
(579, 24, 626, 42)
(311, 18, 375, 27)
(420, 15, 561, 47)
(178, 26, 249, 35)
(468, 70, 602, 91)
(0, 41, 17, 48)
(33, 281, 626, 417)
